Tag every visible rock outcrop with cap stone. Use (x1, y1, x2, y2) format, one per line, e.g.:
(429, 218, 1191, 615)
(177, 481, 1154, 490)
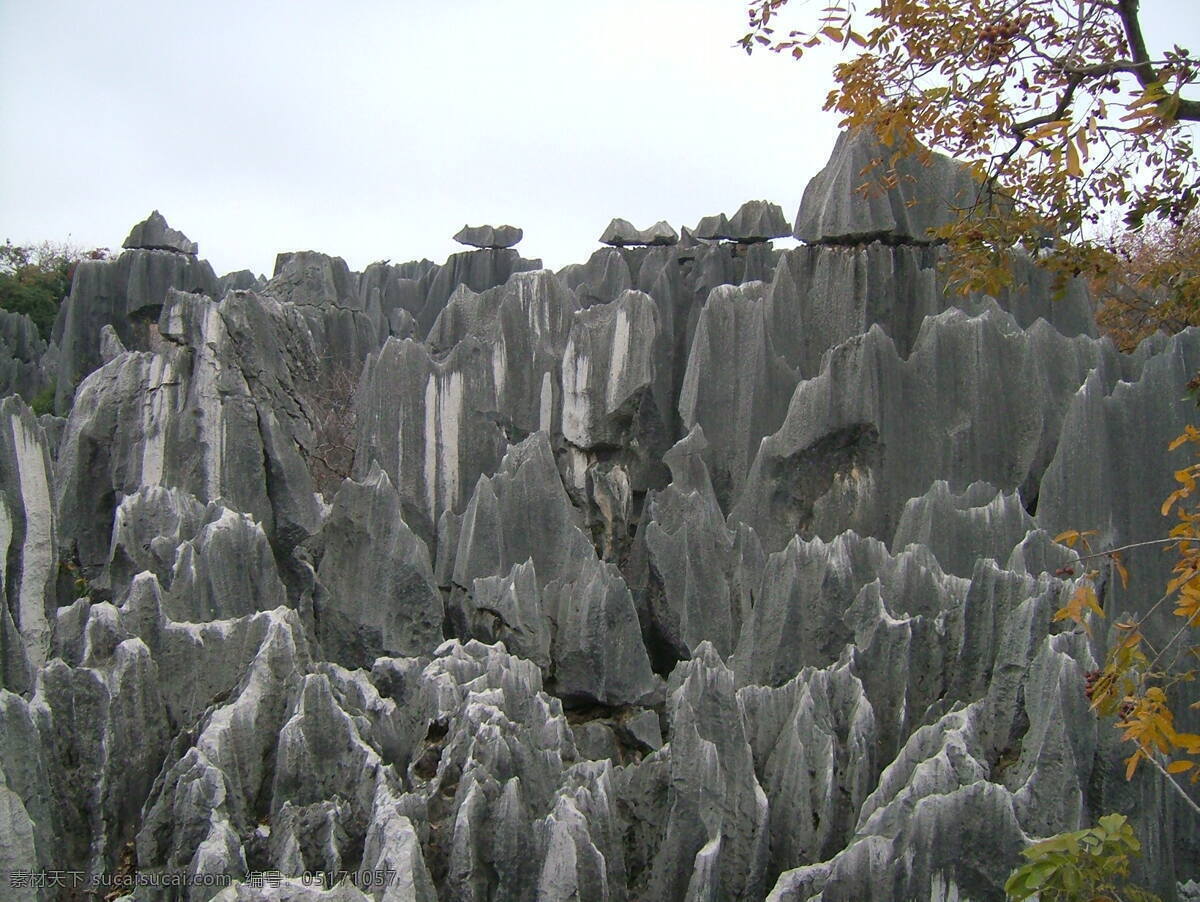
(454, 224, 523, 249)
(123, 210, 200, 255)
(728, 200, 792, 242)
(599, 218, 679, 247)
(794, 128, 979, 244)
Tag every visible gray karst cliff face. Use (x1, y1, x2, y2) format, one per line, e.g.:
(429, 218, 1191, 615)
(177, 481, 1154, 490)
(1, 141, 1198, 902)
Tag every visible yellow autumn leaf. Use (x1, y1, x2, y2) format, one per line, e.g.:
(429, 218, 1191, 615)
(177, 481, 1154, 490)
(1166, 567, 1200, 595)
(1173, 732, 1200, 754)
(1111, 553, 1130, 590)
(1055, 529, 1082, 547)
(1168, 428, 1199, 451)
(1163, 488, 1188, 517)
(1053, 583, 1103, 635)
(1174, 593, 1200, 627)
(1075, 127, 1089, 163)
(1065, 142, 1082, 178)
(1125, 750, 1142, 781)
(1166, 759, 1195, 774)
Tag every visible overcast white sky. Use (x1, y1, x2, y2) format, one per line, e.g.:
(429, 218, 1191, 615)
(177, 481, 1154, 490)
(1, 1, 1197, 277)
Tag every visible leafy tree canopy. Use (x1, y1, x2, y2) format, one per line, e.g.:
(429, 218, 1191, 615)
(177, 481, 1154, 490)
(741, 0, 1200, 303)
(0, 240, 108, 341)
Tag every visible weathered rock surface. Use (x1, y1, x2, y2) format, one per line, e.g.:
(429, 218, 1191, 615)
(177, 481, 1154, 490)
(451, 433, 658, 706)
(427, 270, 579, 439)
(765, 243, 1096, 380)
(626, 426, 755, 667)
(357, 259, 437, 341)
(164, 506, 289, 622)
(216, 269, 265, 296)
(561, 289, 665, 461)
(1038, 327, 1200, 630)
(693, 212, 732, 241)
(266, 251, 380, 373)
(678, 282, 797, 507)
(561, 248, 634, 308)
(103, 485, 207, 600)
(647, 644, 769, 901)
(353, 335, 506, 546)
(421, 248, 543, 338)
(892, 480, 1034, 578)
(314, 463, 443, 666)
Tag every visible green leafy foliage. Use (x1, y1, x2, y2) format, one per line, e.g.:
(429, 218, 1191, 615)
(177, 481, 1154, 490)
(29, 384, 55, 416)
(1005, 814, 1160, 901)
(0, 241, 108, 341)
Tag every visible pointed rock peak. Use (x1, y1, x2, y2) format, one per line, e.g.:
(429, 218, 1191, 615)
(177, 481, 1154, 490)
(599, 218, 679, 247)
(498, 429, 558, 478)
(98, 325, 126, 364)
(662, 425, 712, 490)
(693, 212, 732, 241)
(727, 200, 791, 242)
(443, 281, 480, 310)
(361, 458, 394, 491)
(687, 640, 727, 671)
(454, 224, 523, 249)
(640, 220, 679, 246)
(122, 210, 199, 255)
(794, 128, 978, 245)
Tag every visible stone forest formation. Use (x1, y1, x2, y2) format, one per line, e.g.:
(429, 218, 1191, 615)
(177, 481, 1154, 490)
(1, 130, 1198, 901)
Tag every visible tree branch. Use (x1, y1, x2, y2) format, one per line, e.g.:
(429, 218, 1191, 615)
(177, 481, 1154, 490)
(1144, 751, 1200, 819)
(1110, 1, 1200, 121)
(1116, 0, 1156, 88)
(1063, 58, 1166, 77)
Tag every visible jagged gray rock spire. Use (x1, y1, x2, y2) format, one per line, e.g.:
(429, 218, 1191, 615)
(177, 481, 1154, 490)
(454, 224, 523, 249)
(122, 210, 199, 254)
(0, 397, 56, 693)
(55, 287, 323, 581)
(794, 128, 979, 244)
